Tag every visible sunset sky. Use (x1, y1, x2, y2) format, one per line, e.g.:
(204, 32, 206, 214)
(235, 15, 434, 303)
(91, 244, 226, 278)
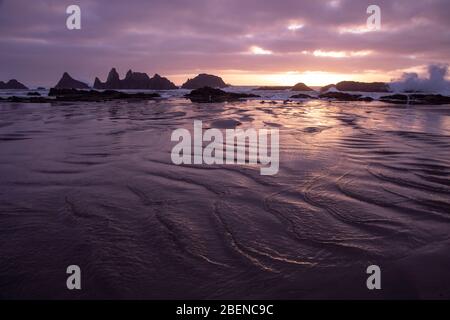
(0, 0, 449, 87)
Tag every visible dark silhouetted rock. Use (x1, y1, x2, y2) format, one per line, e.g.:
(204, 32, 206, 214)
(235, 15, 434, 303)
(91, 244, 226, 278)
(93, 77, 103, 89)
(148, 74, 178, 90)
(121, 70, 151, 89)
(0, 79, 28, 90)
(336, 81, 389, 92)
(93, 68, 121, 89)
(379, 94, 408, 104)
(94, 68, 177, 90)
(291, 83, 314, 91)
(105, 68, 121, 89)
(181, 74, 228, 89)
(319, 92, 373, 101)
(6, 96, 48, 103)
(185, 87, 259, 103)
(54, 72, 90, 89)
(320, 84, 336, 92)
(47, 88, 160, 102)
(380, 94, 450, 105)
(409, 94, 450, 104)
(290, 93, 315, 99)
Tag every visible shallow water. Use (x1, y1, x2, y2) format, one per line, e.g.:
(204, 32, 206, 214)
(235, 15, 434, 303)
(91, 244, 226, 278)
(1, 99, 450, 299)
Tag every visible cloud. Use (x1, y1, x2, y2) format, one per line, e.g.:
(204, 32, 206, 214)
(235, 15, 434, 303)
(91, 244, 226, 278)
(310, 50, 372, 58)
(0, 0, 449, 86)
(249, 46, 273, 55)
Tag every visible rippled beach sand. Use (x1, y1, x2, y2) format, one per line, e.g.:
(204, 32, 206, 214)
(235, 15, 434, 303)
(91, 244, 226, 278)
(1, 99, 450, 299)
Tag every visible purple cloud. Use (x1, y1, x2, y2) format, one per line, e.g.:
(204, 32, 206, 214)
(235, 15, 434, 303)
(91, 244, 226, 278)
(0, 0, 449, 86)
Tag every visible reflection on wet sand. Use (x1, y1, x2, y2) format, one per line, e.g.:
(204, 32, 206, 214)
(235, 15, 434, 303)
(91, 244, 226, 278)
(0, 99, 449, 299)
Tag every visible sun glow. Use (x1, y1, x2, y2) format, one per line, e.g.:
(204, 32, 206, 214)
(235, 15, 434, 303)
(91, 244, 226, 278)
(264, 71, 355, 86)
(215, 70, 389, 87)
(311, 50, 372, 58)
(287, 23, 304, 31)
(339, 26, 371, 34)
(168, 69, 390, 87)
(249, 46, 273, 55)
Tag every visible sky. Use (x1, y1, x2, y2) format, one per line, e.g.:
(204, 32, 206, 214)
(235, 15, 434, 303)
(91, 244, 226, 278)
(0, 0, 450, 87)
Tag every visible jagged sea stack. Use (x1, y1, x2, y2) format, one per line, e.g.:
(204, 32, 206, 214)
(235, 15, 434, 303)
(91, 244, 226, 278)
(54, 72, 90, 89)
(0, 79, 29, 90)
(94, 68, 177, 90)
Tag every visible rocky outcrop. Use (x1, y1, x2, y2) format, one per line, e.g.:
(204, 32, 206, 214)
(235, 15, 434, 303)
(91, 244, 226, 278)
(148, 74, 178, 90)
(93, 77, 103, 89)
(335, 81, 389, 92)
(380, 94, 450, 105)
(105, 68, 121, 88)
(291, 82, 315, 91)
(0, 79, 28, 90)
(290, 93, 316, 99)
(121, 70, 151, 89)
(181, 74, 228, 89)
(185, 87, 259, 103)
(320, 84, 336, 92)
(319, 92, 373, 102)
(0, 88, 161, 103)
(54, 72, 90, 89)
(379, 94, 408, 104)
(94, 68, 127, 89)
(320, 82, 389, 93)
(48, 88, 160, 101)
(5, 96, 49, 103)
(94, 68, 177, 90)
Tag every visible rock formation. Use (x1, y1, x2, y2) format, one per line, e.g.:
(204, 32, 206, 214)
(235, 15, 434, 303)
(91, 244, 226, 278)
(320, 84, 336, 92)
(290, 93, 316, 99)
(380, 94, 450, 105)
(181, 74, 228, 89)
(48, 88, 161, 101)
(54, 72, 90, 89)
(335, 81, 389, 92)
(184, 87, 259, 103)
(319, 92, 374, 102)
(148, 74, 178, 90)
(0, 79, 28, 90)
(291, 82, 315, 91)
(94, 68, 177, 90)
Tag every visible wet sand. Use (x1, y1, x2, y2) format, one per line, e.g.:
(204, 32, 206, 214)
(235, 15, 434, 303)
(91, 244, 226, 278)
(0, 99, 450, 299)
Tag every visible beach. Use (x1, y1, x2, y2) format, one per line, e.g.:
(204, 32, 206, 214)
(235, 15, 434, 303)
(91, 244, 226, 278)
(1, 97, 449, 299)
